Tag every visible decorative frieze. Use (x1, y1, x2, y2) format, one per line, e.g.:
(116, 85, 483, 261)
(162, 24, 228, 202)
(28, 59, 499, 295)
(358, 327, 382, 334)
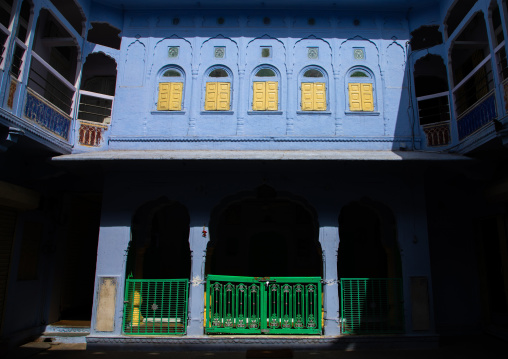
(23, 90, 71, 140)
(422, 121, 450, 147)
(79, 121, 108, 147)
(457, 93, 496, 140)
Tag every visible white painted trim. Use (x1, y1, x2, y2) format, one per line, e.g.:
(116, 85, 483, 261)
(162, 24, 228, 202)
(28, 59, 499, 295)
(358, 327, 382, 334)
(417, 91, 449, 102)
(79, 90, 115, 101)
(14, 37, 27, 50)
(0, 22, 10, 36)
(31, 51, 76, 91)
(452, 54, 492, 93)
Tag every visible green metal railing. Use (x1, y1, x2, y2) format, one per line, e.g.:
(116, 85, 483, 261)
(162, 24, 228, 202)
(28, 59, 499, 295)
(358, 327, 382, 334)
(123, 278, 189, 335)
(205, 275, 322, 335)
(340, 278, 404, 334)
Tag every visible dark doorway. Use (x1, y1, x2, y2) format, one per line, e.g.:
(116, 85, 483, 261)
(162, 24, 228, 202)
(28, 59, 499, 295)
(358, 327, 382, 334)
(207, 186, 321, 278)
(128, 199, 191, 280)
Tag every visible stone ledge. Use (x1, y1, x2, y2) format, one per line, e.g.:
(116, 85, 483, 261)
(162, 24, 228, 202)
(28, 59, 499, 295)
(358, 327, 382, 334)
(86, 334, 439, 351)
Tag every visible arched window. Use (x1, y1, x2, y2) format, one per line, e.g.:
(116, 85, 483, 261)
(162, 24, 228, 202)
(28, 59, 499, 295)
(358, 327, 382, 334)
(347, 68, 375, 112)
(300, 67, 327, 111)
(204, 66, 232, 111)
(252, 66, 279, 111)
(157, 67, 184, 111)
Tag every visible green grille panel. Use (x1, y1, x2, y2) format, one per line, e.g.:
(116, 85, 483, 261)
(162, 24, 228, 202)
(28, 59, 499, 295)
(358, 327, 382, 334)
(340, 278, 404, 334)
(206, 275, 322, 335)
(123, 279, 189, 335)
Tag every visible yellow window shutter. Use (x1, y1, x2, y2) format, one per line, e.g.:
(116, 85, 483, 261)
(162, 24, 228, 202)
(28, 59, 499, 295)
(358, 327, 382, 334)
(349, 83, 362, 111)
(361, 83, 374, 111)
(314, 82, 326, 111)
(157, 83, 171, 111)
(301, 83, 314, 111)
(253, 82, 266, 111)
(266, 81, 278, 111)
(205, 82, 217, 111)
(217, 82, 230, 111)
(169, 82, 183, 111)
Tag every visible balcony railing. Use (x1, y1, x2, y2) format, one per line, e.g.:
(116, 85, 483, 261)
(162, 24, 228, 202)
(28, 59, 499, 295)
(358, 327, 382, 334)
(78, 120, 107, 147)
(422, 121, 451, 147)
(24, 88, 71, 140)
(77, 90, 113, 124)
(0, 22, 9, 66)
(27, 51, 76, 115)
(457, 92, 497, 140)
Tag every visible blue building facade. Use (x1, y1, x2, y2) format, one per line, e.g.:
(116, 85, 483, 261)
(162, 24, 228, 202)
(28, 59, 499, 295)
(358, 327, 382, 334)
(0, 0, 508, 350)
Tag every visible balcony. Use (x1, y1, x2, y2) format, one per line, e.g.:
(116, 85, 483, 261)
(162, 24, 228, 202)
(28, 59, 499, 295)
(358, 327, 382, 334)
(23, 88, 71, 140)
(457, 92, 496, 140)
(422, 121, 451, 147)
(417, 91, 451, 147)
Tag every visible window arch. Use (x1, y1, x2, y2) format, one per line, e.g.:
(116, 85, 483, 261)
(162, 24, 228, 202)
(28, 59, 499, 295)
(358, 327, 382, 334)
(204, 65, 232, 111)
(347, 67, 375, 112)
(299, 66, 327, 111)
(157, 66, 185, 111)
(251, 66, 280, 111)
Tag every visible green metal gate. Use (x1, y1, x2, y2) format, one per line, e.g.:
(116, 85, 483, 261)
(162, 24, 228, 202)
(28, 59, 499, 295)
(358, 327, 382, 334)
(205, 275, 322, 334)
(340, 278, 404, 334)
(123, 278, 189, 335)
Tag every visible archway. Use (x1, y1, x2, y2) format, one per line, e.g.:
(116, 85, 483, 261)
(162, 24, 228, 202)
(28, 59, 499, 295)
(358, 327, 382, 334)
(127, 198, 191, 279)
(207, 185, 321, 277)
(123, 198, 191, 335)
(204, 186, 323, 335)
(337, 200, 403, 334)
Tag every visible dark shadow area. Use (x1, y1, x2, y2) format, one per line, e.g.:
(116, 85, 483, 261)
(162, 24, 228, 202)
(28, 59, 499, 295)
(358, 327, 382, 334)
(127, 198, 191, 279)
(207, 185, 321, 277)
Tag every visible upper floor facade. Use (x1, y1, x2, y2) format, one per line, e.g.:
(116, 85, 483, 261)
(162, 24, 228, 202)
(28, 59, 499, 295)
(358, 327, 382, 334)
(0, 0, 507, 155)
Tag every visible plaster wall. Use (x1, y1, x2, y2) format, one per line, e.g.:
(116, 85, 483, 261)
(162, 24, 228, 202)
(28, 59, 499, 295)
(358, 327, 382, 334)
(92, 10, 414, 151)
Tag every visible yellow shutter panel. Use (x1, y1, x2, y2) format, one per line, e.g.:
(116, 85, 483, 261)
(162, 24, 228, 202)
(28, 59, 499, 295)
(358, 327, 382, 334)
(217, 82, 230, 111)
(253, 82, 266, 111)
(314, 82, 326, 111)
(301, 83, 314, 111)
(169, 82, 183, 111)
(361, 83, 374, 111)
(205, 82, 217, 111)
(266, 81, 278, 111)
(157, 83, 171, 111)
(349, 83, 362, 111)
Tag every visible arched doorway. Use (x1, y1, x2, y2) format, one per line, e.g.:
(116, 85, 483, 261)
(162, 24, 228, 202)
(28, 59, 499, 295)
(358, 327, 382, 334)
(204, 186, 323, 334)
(123, 198, 190, 335)
(338, 200, 404, 334)
(207, 185, 321, 277)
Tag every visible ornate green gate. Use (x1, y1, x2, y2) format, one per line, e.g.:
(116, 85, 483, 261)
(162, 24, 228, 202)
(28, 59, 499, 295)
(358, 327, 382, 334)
(205, 275, 322, 334)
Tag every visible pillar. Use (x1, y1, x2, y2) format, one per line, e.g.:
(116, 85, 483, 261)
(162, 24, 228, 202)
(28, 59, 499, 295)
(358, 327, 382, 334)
(319, 226, 341, 336)
(186, 225, 209, 336)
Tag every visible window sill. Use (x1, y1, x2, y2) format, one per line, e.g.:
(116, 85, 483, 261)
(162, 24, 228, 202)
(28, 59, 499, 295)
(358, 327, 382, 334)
(247, 111, 283, 115)
(151, 111, 186, 115)
(296, 111, 332, 115)
(200, 111, 234, 115)
(345, 111, 380, 116)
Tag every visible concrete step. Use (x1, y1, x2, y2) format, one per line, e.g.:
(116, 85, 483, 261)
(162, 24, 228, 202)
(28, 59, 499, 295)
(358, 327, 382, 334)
(37, 322, 91, 344)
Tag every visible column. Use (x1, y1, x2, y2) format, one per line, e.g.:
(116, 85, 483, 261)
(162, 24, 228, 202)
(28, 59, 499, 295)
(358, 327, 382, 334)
(90, 225, 131, 336)
(186, 225, 209, 336)
(319, 226, 341, 336)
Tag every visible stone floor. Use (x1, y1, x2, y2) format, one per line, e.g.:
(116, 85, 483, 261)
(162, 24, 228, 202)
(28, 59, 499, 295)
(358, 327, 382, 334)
(4, 335, 507, 359)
